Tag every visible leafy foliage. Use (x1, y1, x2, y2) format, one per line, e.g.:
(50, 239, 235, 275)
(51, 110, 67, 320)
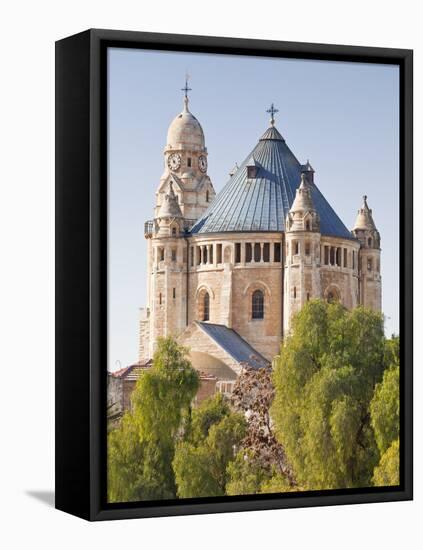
(260, 472, 300, 494)
(108, 337, 199, 502)
(109, 304, 400, 501)
(372, 439, 400, 486)
(370, 336, 400, 485)
(226, 450, 271, 496)
(370, 339, 400, 455)
(173, 394, 246, 498)
(190, 391, 231, 444)
(271, 300, 386, 490)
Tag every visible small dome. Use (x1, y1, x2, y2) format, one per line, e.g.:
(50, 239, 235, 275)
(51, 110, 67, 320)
(166, 97, 205, 151)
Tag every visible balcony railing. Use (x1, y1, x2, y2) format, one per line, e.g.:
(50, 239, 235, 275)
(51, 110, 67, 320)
(144, 220, 155, 237)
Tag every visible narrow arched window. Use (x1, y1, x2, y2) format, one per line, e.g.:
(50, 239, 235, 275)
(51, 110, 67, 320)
(203, 292, 210, 321)
(368, 237, 372, 247)
(252, 290, 264, 319)
(206, 190, 209, 202)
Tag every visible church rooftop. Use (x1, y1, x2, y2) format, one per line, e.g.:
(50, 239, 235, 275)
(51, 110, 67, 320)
(191, 111, 353, 239)
(197, 322, 270, 370)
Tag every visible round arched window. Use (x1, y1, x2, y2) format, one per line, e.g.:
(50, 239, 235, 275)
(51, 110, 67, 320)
(197, 289, 210, 321)
(252, 289, 264, 319)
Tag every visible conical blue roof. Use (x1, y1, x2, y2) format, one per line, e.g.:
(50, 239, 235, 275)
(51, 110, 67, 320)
(191, 125, 352, 239)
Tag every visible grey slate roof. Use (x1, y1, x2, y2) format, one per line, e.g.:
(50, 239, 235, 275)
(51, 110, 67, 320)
(197, 322, 270, 370)
(191, 125, 352, 239)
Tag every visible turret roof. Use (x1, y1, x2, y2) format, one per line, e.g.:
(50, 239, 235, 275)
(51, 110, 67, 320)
(289, 173, 316, 214)
(353, 195, 378, 231)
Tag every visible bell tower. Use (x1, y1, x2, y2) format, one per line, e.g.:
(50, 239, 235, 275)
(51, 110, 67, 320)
(284, 171, 321, 333)
(155, 79, 216, 223)
(141, 83, 216, 361)
(352, 196, 382, 311)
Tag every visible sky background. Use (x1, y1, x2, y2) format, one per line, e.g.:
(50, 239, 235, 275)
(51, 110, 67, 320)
(108, 47, 399, 371)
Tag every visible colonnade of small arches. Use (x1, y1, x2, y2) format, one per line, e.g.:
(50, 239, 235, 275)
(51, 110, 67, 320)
(189, 241, 283, 268)
(286, 239, 362, 272)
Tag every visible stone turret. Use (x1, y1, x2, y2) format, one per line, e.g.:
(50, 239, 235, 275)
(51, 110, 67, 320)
(286, 172, 320, 232)
(156, 182, 183, 237)
(284, 172, 322, 333)
(352, 196, 381, 311)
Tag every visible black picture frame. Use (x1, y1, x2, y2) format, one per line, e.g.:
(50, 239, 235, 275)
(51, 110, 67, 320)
(55, 28, 413, 521)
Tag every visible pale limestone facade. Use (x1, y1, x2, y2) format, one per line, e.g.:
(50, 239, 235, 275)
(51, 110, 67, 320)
(138, 95, 382, 383)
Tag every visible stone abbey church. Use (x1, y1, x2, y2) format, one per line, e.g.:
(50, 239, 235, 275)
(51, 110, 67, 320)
(130, 90, 382, 399)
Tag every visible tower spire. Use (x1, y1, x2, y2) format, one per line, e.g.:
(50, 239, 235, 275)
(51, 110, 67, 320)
(181, 74, 192, 112)
(266, 103, 279, 126)
(353, 194, 377, 231)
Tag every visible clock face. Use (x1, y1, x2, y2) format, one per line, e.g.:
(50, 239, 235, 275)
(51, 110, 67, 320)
(198, 155, 207, 173)
(167, 153, 181, 171)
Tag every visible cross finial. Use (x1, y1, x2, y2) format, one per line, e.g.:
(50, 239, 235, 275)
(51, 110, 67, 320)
(181, 74, 192, 98)
(266, 103, 279, 126)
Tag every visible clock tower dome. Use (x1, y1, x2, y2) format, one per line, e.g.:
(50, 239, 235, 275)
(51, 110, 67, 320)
(154, 80, 216, 222)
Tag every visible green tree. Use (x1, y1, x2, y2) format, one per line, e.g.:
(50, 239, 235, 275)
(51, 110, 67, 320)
(370, 336, 400, 486)
(271, 300, 386, 490)
(370, 339, 399, 455)
(261, 472, 299, 494)
(108, 337, 199, 502)
(189, 391, 231, 444)
(226, 450, 270, 496)
(372, 439, 400, 486)
(173, 394, 246, 498)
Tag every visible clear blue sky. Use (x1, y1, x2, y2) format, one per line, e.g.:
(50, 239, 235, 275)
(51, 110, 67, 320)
(108, 47, 399, 370)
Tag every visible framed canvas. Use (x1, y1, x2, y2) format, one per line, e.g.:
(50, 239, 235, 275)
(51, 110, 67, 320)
(55, 29, 413, 521)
